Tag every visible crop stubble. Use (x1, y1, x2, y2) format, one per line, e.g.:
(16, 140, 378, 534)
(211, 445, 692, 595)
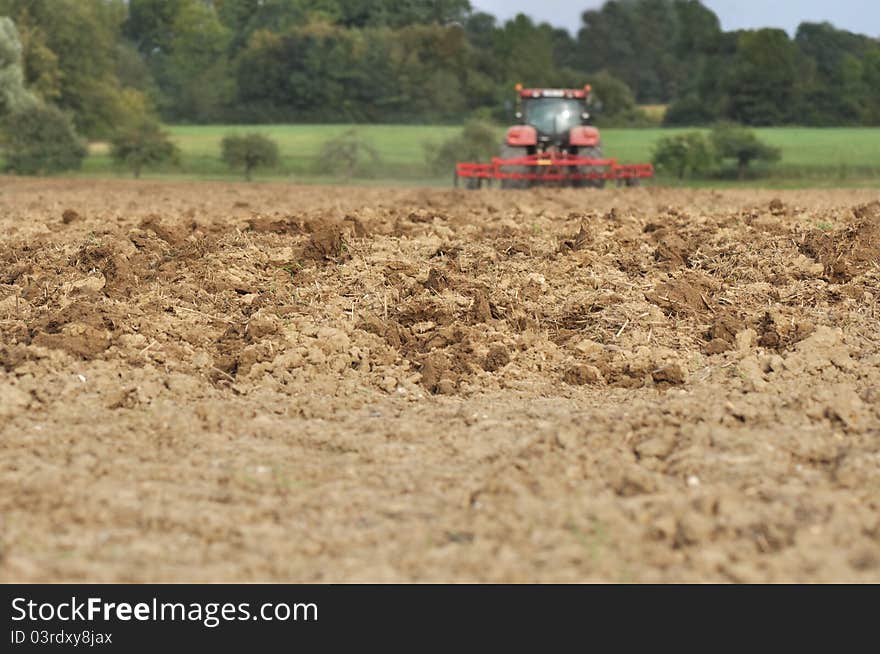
(0, 178, 878, 582)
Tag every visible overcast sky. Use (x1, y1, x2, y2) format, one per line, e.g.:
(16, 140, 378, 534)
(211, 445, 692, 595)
(470, 0, 880, 37)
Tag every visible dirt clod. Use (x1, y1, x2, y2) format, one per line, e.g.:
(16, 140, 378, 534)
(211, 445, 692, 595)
(651, 363, 688, 385)
(61, 209, 82, 224)
(483, 344, 510, 372)
(564, 363, 603, 385)
(304, 222, 349, 262)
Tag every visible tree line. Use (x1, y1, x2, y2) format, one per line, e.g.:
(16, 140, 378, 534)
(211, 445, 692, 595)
(2, 0, 880, 145)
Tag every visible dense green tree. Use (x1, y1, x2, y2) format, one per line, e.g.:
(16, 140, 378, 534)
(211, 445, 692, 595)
(342, 0, 471, 28)
(156, 0, 233, 121)
(723, 29, 799, 125)
(233, 20, 488, 123)
(235, 23, 366, 121)
(795, 22, 875, 79)
(114, 39, 161, 109)
(832, 54, 869, 123)
(1, 18, 86, 177)
(463, 11, 496, 51)
(576, 0, 720, 103)
(214, 0, 306, 51)
(126, 0, 233, 121)
(2, 0, 150, 137)
(9, 9, 60, 102)
(794, 22, 876, 125)
(863, 48, 880, 125)
(214, 0, 470, 38)
(672, 0, 722, 56)
(124, 0, 187, 56)
(0, 17, 37, 114)
(4, 102, 87, 174)
(5, 0, 880, 133)
(663, 93, 716, 126)
(589, 70, 637, 119)
(665, 29, 738, 126)
(390, 23, 473, 119)
(492, 14, 557, 86)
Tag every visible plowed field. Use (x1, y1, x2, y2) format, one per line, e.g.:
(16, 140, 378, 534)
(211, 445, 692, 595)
(1, 179, 878, 582)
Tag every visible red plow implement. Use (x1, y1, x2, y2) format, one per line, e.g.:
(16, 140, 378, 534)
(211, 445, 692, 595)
(455, 152, 654, 189)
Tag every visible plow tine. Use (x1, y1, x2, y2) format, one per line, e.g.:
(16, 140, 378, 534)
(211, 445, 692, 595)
(456, 154, 653, 187)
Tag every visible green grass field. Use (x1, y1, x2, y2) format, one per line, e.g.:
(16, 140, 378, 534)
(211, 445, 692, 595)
(82, 124, 880, 187)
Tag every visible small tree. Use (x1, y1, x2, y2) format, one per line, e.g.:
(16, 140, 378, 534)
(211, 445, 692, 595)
(710, 123, 781, 179)
(4, 103, 87, 175)
(110, 121, 178, 178)
(424, 119, 497, 175)
(221, 133, 279, 180)
(316, 129, 380, 180)
(652, 132, 717, 179)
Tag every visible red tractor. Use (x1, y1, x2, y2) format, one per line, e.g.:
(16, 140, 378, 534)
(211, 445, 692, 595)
(456, 85, 653, 189)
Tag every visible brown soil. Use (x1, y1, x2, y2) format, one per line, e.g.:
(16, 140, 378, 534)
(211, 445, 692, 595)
(1, 179, 878, 582)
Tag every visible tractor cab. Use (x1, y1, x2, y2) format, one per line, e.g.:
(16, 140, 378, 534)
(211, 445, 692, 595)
(515, 86, 596, 148)
(501, 86, 603, 161)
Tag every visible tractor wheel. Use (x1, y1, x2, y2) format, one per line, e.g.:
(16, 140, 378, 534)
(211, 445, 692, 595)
(581, 145, 606, 189)
(499, 143, 528, 190)
(455, 168, 481, 190)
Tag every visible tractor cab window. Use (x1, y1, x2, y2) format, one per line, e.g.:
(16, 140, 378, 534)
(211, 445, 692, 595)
(523, 98, 584, 137)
